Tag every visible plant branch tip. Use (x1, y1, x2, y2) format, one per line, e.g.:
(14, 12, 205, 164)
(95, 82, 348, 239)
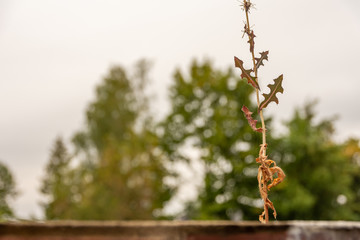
(241, 0, 256, 13)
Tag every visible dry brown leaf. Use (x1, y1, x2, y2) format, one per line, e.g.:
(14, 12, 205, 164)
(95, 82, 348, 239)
(241, 106, 263, 133)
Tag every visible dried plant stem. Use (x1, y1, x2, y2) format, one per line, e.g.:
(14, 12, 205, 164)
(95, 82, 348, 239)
(243, 0, 269, 223)
(243, 2, 266, 148)
(237, 0, 285, 224)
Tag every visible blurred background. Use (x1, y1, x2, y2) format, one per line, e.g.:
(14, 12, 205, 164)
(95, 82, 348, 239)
(0, 0, 360, 220)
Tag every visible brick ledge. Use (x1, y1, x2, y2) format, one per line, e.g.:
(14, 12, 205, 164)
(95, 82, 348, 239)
(1, 221, 359, 240)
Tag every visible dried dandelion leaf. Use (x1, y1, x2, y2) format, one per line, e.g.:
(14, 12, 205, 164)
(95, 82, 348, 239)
(268, 166, 286, 190)
(234, 57, 260, 90)
(256, 144, 285, 222)
(255, 51, 269, 70)
(259, 75, 284, 111)
(241, 105, 263, 133)
(247, 30, 256, 53)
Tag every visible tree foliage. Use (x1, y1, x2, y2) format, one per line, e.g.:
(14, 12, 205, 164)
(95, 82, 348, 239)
(343, 138, 360, 219)
(160, 61, 360, 221)
(269, 103, 360, 220)
(159, 60, 264, 220)
(40, 59, 360, 221)
(0, 161, 17, 220)
(41, 61, 172, 220)
(40, 137, 74, 219)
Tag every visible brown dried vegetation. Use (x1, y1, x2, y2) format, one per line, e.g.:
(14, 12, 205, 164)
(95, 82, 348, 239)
(235, 0, 285, 223)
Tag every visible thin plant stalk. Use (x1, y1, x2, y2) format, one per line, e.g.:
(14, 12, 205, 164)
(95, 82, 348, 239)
(243, 1, 267, 148)
(235, 0, 285, 223)
(243, 0, 269, 223)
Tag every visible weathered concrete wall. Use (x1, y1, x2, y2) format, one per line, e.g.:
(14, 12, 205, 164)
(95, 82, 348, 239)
(1, 221, 360, 240)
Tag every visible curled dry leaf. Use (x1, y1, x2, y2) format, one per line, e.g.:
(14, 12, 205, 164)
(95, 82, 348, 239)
(268, 166, 286, 190)
(234, 57, 260, 90)
(256, 144, 285, 222)
(241, 106, 263, 133)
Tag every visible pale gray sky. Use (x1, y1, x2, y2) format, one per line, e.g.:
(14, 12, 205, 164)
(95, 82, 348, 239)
(0, 0, 359, 219)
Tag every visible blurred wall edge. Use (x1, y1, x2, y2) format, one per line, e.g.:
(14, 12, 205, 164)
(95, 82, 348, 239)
(1, 221, 360, 240)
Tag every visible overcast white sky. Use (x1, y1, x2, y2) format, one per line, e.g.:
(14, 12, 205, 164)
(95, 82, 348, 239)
(0, 0, 359, 219)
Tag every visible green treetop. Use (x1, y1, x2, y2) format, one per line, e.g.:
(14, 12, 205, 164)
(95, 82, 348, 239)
(40, 137, 74, 219)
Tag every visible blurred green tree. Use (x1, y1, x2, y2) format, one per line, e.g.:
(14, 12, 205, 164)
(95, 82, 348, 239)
(40, 136, 74, 219)
(41, 60, 172, 220)
(343, 138, 360, 219)
(41, 58, 360, 221)
(159, 60, 264, 220)
(269, 103, 360, 220)
(160, 60, 360, 221)
(0, 161, 17, 220)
